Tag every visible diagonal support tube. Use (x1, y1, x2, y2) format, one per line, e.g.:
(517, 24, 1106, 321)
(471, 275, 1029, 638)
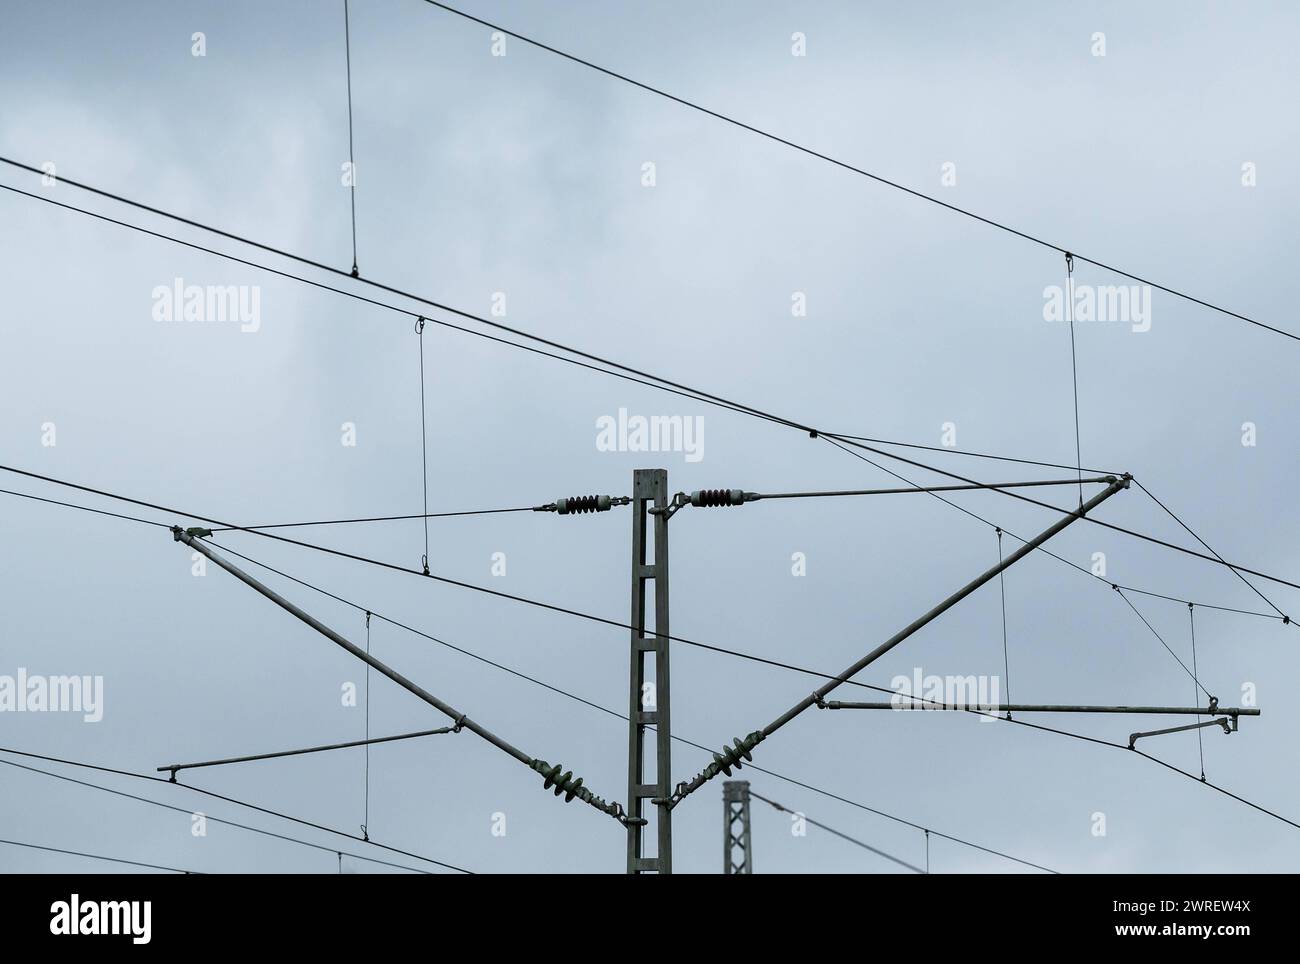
(764, 475, 1131, 737)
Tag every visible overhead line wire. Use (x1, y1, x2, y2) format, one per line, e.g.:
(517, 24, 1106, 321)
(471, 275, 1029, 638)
(748, 790, 924, 874)
(0, 751, 468, 873)
(415, 1, 1299, 344)
(0, 170, 1115, 483)
(0, 836, 198, 874)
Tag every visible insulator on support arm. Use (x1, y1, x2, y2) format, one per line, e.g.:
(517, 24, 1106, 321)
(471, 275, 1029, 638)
(668, 731, 766, 807)
(690, 489, 748, 508)
(529, 758, 625, 821)
(539, 494, 632, 515)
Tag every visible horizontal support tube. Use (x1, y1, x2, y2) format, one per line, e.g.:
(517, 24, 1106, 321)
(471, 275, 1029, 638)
(824, 701, 1259, 717)
(753, 476, 1117, 502)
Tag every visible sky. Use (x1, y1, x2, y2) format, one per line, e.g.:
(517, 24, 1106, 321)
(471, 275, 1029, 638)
(0, 0, 1297, 874)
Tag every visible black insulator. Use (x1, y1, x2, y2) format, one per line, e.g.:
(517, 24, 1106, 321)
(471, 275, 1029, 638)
(691, 488, 743, 508)
(704, 731, 765, 780)
(530, 759, 621, 817)
(556, 494, 611, 515)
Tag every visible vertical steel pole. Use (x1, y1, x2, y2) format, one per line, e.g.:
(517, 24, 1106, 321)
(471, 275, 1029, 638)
(627, 469, 672, 873)
(723, 780, 752, 874)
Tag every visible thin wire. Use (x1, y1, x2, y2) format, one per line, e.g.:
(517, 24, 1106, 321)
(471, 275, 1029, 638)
(1189, 605, 1206, 781)
(417, 1, 1299, 344)
(991, 704, 1300, 834)
(1132, 748, 1300, 832)
(1115, 588, 1212, 700)
(925, 829, 931, 874)
(343, 0, 359, 276)
(1136, 478, 1289, 620)
(749, 790, 924, 874)
(364, 610, 372, 839)
(0, 163, 1149, 505)
(822, 434, 1117, 476)
(1065, 253, 1083, 506)
(0, 485, 170, 528)
(996, 529, 1012, 714)
(209, 505, 538, 533)
(0, 168, 801, 435)
(3, 161, 1298, 593)
(0, 836, 197, 874)
(0, 752, 463, 873)
(11, 165, 1283, 587)
(417, 317, 430, 574)
(964, 713, 1300, 835)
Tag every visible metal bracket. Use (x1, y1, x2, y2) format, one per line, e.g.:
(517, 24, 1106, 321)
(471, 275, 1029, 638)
(1129, 716, 1232, 750)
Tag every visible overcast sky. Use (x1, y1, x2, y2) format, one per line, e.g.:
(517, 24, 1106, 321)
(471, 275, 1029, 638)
(1, 0, 1297, 874)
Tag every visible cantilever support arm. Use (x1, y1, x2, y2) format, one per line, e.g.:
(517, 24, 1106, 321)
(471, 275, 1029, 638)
(171, 527, 625, 823)
(669, 474, 1132, 807)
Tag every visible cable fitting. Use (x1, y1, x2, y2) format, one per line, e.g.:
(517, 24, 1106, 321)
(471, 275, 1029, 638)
(171, 526, 212, 541)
